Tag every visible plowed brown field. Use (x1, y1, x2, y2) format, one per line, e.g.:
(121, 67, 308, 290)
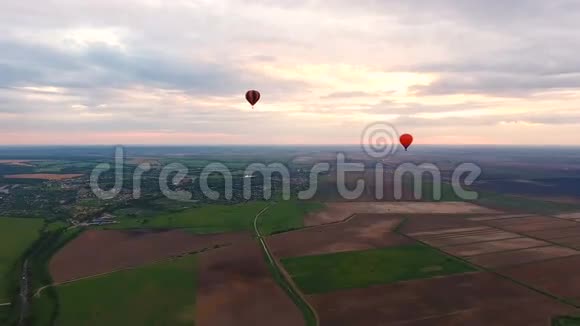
(195, 240, 304, 326)
(442, 237, 549, 257)
(50, 229, 249, 283)
(467, 246, 579, 268)
(305, 202, 495, 226)
(499, 255, 580, 300)
(268, 214, 410, 258)
(308, 272, 575, 326)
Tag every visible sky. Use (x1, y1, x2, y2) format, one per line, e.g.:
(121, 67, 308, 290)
(2, 0, 580, 145)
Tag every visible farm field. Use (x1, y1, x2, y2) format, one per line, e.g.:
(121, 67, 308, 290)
(50, 229, 249, 283)
(104, 201, 320, 235)
(308, 272, 576, 325)
(257, 200, 323, 235)
(282, 244, 476, 294)
(46, 254, 198, 326)
(3, 174, 83, 180)
(0, 217, 44, 302)
(268, 214, 410, 258)
(103, 202, 268, 233)
(557, 212, 580, 221)
(406, 221, 580, 269)
(482, 215, 578, 232)
(467, 246, 579, 268)
(304, 201, 496, 226)
(498, 255, 580, 301)
(0, 160, 35, 167)
(397, 213, 487, 233)
(442, 237, 549, 256)
(196, 240, 303, 326)
(408, 226, 523, 246)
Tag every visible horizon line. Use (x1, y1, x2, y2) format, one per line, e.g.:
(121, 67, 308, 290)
(1, 144, 580, 147)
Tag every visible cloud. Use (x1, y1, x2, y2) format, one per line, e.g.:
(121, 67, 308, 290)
(0, 39, 304, 95)
(410, 72, 580, 97)
(321, 91, 375, 99)
(1, 0, 580, 144)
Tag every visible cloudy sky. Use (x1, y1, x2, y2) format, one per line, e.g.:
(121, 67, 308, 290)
(2, 0, 580, 145)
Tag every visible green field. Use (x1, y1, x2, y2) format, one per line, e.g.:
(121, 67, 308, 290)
(0, 217, 44, 302)
(103, 202, 269, 233)
(107, 200, 319, 235)
(282, 245, 476, 294)
(258, 201, 323, 235)
(41, 254, 197, 326)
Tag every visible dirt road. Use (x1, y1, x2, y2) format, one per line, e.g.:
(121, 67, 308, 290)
(254, 204, 319, 326)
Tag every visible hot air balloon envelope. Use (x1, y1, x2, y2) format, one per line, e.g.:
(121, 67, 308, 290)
(245, 90, 260, 108)
(400, 133, 413, 151)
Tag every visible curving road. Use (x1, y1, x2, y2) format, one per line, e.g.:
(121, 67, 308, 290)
(253, 204, 319, 326)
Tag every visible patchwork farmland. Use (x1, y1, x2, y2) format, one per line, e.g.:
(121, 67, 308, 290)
(267, 204, 580, 325)
(28, 201, 580, 325)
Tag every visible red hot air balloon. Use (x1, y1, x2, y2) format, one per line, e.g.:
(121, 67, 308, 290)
(245, 90, 260, 108)
(400, 133, 413, 151)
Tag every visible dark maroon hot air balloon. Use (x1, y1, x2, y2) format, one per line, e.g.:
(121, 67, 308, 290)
(245, 90, 260, 108)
